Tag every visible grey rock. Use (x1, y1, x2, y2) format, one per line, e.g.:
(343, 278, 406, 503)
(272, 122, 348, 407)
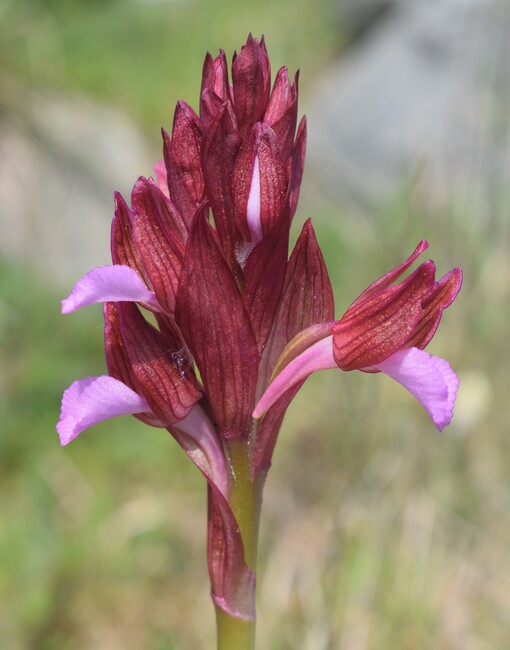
(0, 74, 154, 286)
(333, 0, 395, 41)
(306, 0, 510, 211)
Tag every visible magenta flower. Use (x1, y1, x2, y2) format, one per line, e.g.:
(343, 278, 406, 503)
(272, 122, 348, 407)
(253, 240, 462, 431)
(57, 35, 461, 645)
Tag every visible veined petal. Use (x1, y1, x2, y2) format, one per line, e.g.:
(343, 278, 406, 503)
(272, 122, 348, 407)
(260, 219, 335, 380)
(176, 211, 259, 438)
(57, 376, 152, 445)
(117, 301, 201, 424)
(233, 123, 288, 244)
(288, 116, 306, 219)
(333, 261, 436, 370)
(172, 405, 228, 498)
(201, 103, 242, 267)
(104, 302, 163, 428)
(243, 210, 290, 351)
(111, 192, 146, 280)
(163, 102, 204, 228)
(61, 265, 161, 314)
(132, 177, 186, 314)
(207, 486, 256, 621)
(350, 240, 429, 308)
(200, 49, 231, 120)
(264, 68, 299, 162)
(232, 34, 270, 137)
(407, 267, 463, 350)
(373, 347, 459, 431)
(252, 220, 335, 474)
(253, 335, 336, 419)
(256, 220, 334, 393)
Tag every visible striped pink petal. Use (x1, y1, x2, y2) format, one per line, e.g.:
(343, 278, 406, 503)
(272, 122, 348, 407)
(57, 375, 153, 445)
(61, 265, 161, 314)
(253, 335, 336, 419)
(374, 347, 459, 431)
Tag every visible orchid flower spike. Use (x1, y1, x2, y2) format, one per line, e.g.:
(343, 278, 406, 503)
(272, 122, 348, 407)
(57, 34, 462, 628)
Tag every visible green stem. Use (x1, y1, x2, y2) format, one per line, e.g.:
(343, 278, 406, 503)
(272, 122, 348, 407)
(215, 439, 265, 650)
(215, 605, 256, 649)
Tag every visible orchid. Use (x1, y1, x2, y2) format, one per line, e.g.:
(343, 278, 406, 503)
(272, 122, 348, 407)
(57, 35, 462, 649)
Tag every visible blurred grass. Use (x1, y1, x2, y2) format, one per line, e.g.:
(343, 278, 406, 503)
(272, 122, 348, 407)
(0, 0, 339, 138)
(1, 0, 510, 648)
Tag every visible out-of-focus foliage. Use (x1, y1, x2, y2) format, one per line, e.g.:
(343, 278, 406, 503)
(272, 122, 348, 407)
(0, 0, 339, 137)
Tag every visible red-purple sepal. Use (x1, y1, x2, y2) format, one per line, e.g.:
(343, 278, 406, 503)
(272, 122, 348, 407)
(333, 261, 436, 371)
(232, 123, 288, 243)
(111, 192, 147, 280)
(104, 301, 164, 428)
(176, 211, 259, 439)
(163, 102, 204, 230)
(231, 34, 270, 138)
(264, 68, 299, 163)
(406, 267, 463, 350)
(288, 116, 307, 220)
(243, 211, 290, 352)
(200, 49, 231, 125)
(259, 219, 335, 387)
(201, 104, 242, 268)
(131, 178, 186, 315)
(253, 220, 335, 475)
(207, 485, 256, 621)
(349, 240, 429, 308)
(115, 301, 201, 423)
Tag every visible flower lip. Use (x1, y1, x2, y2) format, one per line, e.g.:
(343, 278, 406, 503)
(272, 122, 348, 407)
(57, 376, 153, 446)
(373, 347, 460, 431)
(254, 241, 461, 432)
(61, 265, 161, 315)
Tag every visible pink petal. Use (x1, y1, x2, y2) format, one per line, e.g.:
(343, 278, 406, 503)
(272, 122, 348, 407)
(173, 406, 228, 498)
(57, 376, 152, 445)
(246, 155, 262, 243)
(61, 265, 161, 314)
(374, 347, 459, 431)
(253, 335, 336, 418)
(153, 159, 170, 198)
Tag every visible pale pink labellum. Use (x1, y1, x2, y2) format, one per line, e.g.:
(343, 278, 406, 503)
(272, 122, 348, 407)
(254, 338, 459, 432)
(57, 375, 154, 445)
(373, 347, 459, 432)
(61, 265, 161, 314)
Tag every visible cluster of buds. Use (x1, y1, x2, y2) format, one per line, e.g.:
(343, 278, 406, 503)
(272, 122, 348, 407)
(58, 35, 461, 621)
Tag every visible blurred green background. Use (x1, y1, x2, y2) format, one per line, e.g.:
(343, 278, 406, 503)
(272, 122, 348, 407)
(1, 0, 508, 648)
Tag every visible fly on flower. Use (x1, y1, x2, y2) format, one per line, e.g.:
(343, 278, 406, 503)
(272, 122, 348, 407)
(57, 34, 462, 642)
